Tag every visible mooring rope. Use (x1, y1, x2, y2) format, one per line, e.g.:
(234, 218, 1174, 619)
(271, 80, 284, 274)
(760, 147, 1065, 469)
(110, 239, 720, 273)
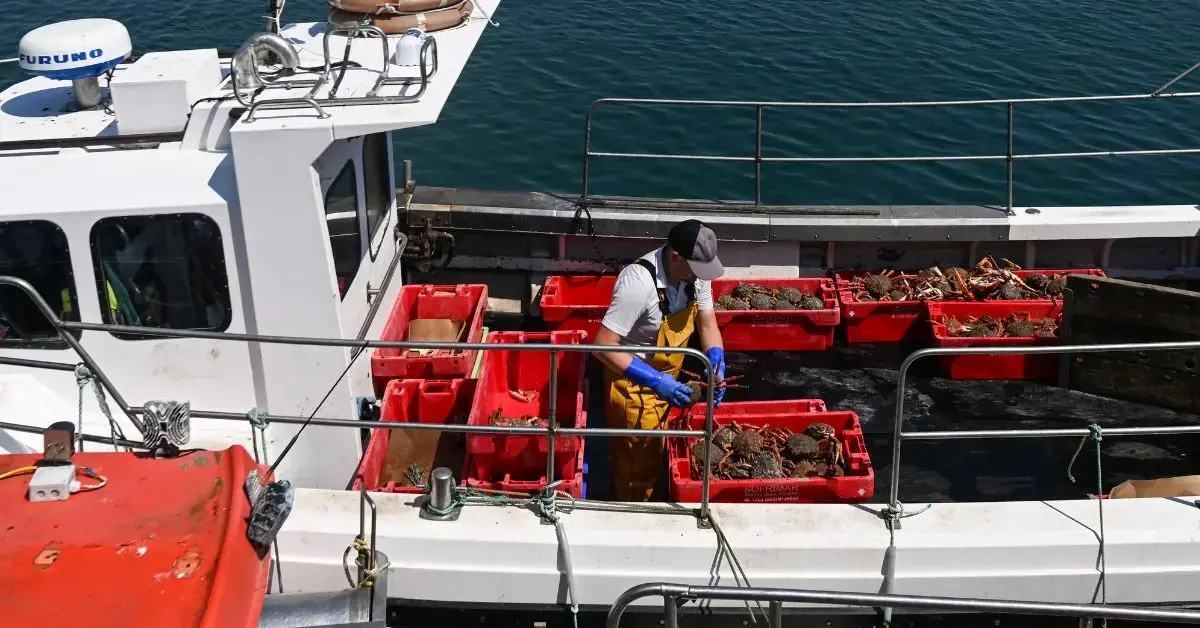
(247, 407, 271, 465)
(74, 364, 130, 452)
(1068, 423, 1108, 627)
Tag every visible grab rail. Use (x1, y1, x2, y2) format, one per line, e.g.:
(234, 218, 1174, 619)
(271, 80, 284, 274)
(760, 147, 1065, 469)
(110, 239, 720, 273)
(0, 275, 719, 525)
(606, 583, 1200, 628)
(5, 271, 1200, 528)
(580, 61, 1200, 214)
(886, 340, 1200, 513)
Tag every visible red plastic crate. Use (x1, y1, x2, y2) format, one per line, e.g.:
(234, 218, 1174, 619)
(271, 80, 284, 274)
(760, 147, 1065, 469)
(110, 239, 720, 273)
(711, 278, 840, 350)
(351, 378, 472, 494)
(466, 330, 588, 482)
(927, 301, 1063, 381)
(834, 270, 928, 343)
(464, 449, 584, 499)
(540, 275, 616, 340)
(834, 268, 1106, 343)
(543, 274, 840, 350)
(370, 284, 488, 396)
(668, 400, 873, 504)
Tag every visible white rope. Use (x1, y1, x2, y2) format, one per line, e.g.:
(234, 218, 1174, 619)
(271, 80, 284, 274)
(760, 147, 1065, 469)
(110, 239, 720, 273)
(1, 58, 18, 64)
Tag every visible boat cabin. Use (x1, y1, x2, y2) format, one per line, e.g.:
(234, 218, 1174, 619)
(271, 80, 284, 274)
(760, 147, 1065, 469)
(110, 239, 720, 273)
(0, 10, 497, 489)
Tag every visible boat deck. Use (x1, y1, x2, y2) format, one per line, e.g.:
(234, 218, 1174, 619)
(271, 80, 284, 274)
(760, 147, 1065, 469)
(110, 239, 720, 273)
(566, 337, 1200, 504)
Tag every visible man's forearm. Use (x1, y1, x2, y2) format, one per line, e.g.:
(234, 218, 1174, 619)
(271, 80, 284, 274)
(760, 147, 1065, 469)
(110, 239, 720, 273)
(592, 325, 636, 374)
(594, 348, 635, 374)
(697, 311, 723, 352)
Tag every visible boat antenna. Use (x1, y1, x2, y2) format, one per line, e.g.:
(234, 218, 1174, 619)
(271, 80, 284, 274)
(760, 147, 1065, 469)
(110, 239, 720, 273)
(266, 340, 369, 476)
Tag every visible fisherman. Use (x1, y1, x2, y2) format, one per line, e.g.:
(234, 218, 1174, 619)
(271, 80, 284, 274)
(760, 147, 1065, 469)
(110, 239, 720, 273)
(593, 219, 727, 502)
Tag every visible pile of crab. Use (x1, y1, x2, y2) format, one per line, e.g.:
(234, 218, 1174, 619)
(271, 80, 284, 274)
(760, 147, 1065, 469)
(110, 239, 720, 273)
(715, 283, 825, 311)
(689, 421, 844, 481)
(845, 256, 1074, 303)
(944, 313, 1059, 339)
(487, 408, 546, 428)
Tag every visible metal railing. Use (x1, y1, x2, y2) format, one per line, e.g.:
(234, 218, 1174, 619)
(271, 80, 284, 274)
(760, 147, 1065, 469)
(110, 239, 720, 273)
(580, 61, 1200, 213)
(0, 275, 719, 525)
(607, 583, 1200, 627)
(886, 341, 1200, 514)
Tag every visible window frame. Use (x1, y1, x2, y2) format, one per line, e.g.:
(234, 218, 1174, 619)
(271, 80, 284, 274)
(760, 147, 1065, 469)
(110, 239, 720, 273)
(324, 158, 364, 300)
(0, 218, 82, 350)
(362, 132, 394, 263)
(88, 212, 233, 341)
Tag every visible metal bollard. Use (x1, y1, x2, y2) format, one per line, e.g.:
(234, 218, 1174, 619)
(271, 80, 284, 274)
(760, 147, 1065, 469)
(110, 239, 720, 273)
(420, 467, 460, 521)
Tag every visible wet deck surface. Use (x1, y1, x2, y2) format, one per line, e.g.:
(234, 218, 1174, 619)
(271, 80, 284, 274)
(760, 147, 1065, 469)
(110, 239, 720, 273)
(579, 340, 1200, 504)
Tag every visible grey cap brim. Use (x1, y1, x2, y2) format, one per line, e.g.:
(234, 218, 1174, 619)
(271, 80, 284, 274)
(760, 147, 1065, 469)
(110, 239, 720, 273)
(687, 257, 725, 281)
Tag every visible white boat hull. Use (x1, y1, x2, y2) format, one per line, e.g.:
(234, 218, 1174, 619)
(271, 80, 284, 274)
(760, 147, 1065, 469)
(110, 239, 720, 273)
(275, 489, 1200, 611)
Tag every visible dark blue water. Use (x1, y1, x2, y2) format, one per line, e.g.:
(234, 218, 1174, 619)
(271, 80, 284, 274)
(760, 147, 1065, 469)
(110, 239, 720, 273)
(5, 1, 1200, 206)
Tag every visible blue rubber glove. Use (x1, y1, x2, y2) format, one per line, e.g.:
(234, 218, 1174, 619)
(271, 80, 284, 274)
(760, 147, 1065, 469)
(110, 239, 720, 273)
(624, 357, 695, 407)
(705, 347, 727, 407)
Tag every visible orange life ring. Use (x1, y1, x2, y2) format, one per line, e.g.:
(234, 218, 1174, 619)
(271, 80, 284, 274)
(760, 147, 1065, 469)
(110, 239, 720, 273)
(328, 0, 458, 15)
(327, 0, 473, 34)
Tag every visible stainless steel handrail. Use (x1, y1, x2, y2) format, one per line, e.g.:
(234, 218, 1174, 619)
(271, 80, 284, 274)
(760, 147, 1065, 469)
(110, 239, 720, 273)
(607, 583, 1200, 627)
(887, 340, 1200, 512)
(0, 275, 719, 524)
(580, 61, 1200, 214)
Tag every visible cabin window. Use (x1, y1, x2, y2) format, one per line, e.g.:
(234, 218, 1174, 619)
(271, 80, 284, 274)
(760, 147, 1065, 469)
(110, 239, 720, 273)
(0, 220, 81, 349)
(325, 159, 362, 298)
(363, 132, 393, 261)
(89, 213, 232, 340)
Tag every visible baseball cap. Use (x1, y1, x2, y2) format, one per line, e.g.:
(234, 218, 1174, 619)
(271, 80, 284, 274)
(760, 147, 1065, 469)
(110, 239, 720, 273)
(667, 219, 724, 281)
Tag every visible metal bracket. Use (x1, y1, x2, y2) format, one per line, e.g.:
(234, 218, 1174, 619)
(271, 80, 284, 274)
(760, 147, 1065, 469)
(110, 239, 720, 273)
(141, 400, 192, 458)
(245, 469, 295, 557)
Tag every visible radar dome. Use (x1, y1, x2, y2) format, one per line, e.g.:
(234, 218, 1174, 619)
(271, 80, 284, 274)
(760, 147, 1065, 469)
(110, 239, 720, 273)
(18, 18, 131, 81)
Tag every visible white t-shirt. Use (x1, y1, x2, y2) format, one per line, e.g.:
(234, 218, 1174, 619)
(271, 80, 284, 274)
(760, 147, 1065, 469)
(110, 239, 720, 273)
(600, 247, 713, 358)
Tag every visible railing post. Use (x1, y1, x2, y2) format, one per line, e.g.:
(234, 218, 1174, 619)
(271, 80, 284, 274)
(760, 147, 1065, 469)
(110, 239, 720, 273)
(664, 595, 679, 628)
(698, 352, 716, 528)
(887, 351, 921, 512)
(769, 601, 782, 628)
(754, 105, 764, 210)
(1006, 102, 1015, 216)
(546, 349, 558, 485)
(581, 105, 595, 204)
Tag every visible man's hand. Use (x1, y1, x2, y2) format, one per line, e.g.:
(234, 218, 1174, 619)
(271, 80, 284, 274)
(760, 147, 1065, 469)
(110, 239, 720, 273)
(649, 373, 696, 408)
(705, 347, 726, 407)
(625, 357, 695, 407)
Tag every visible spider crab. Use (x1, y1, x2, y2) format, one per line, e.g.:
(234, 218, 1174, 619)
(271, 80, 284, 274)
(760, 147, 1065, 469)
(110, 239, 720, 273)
(944, 313, 1059, 339)
(688, 421, 846, 481)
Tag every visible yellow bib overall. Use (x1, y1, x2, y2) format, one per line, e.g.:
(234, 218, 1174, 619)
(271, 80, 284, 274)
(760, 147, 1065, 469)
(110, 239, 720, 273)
(604, 260, 697, 502)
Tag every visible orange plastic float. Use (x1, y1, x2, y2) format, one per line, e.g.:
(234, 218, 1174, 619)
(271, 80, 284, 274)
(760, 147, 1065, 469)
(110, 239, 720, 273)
(0, 445, 271, 628)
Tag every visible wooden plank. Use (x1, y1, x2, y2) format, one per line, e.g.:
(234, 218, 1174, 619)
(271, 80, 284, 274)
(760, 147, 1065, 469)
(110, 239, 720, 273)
(1059, 274, 1200, 414)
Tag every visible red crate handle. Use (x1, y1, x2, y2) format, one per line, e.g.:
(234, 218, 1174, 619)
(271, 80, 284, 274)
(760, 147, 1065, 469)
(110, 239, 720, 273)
(422, 379, 454, 394)
(418, 284, 468, 297)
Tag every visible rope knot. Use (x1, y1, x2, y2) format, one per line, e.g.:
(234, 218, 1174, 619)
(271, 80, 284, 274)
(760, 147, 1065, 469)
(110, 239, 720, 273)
(536, 481, 562, 523)
(247, 408, 269, 430)
(74, 363, 93, 387)
(1088, 423, 1103, 443)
